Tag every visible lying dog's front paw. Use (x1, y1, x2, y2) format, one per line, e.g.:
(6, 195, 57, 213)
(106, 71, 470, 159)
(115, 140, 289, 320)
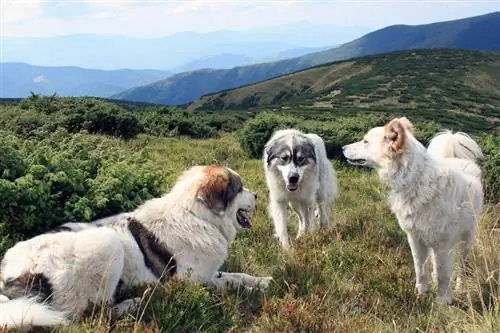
(257, 276, 273, 291)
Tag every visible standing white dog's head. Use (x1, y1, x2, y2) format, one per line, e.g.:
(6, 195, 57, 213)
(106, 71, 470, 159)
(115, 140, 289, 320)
(174, 165, 257, 231)
(264, 129, 317, 192)
(342, 117, 415, 169)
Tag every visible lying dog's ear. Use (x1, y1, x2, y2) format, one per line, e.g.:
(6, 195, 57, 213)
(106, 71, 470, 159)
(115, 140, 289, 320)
(196, 166, 242, 215)
(384, 118, 407, 154)
(226, 170, 243, 205)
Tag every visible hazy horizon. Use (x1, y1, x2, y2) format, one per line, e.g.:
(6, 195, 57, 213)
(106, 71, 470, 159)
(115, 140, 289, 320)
(3, 0, 499, 39)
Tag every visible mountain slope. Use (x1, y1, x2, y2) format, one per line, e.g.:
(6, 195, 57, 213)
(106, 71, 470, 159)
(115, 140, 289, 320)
(0, 63, 172, 98)
(189, 48, 500, 131)
(113, 12, 500, 105)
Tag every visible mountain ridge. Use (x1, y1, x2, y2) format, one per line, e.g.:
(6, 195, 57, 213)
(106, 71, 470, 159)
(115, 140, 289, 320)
(113, 11, 500, 105)
(0, 62, 172, 98)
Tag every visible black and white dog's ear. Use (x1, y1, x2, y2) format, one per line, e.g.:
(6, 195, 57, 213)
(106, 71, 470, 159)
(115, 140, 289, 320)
(264, 140, 279, 166)
(303, 141, 317, 163)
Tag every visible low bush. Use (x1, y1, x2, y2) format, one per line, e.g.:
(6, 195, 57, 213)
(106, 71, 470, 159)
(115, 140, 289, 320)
(0, 130, 163, 253)
(237, 112, 442, 159)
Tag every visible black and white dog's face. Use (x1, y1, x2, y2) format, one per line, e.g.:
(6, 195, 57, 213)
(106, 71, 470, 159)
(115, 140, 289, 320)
(265, 132, 317, 192)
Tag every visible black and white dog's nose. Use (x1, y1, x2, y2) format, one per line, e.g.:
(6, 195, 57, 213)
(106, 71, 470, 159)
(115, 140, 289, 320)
(288, 174, 299, 184)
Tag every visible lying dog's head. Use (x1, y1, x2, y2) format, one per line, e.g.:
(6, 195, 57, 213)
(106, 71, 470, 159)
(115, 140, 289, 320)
(264, 129, 317, 192)
(177, 165, 256, 231)
(342, 117, 414, 168)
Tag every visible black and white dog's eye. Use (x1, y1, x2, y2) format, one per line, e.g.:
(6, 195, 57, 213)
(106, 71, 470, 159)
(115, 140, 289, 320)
(296, 156, 305, 163)
(280, 155, 289, 162)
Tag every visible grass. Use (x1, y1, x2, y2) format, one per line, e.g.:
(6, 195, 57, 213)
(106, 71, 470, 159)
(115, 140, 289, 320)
(27, 133, 499, 333)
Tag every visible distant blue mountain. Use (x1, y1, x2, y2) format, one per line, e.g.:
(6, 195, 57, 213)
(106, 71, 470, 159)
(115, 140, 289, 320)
(0, 63, 171, 98)
(112, 12, 500, 105)
(171, 53, 254, 72)
(2, 23, 369, 70)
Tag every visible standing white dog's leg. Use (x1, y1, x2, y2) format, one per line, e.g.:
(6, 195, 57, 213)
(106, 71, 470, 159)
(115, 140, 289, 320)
(455, 235, 474, 292)
(407, 233, 430, 297)
(270, 200, 290, 248)
(432, 249, 453, 304)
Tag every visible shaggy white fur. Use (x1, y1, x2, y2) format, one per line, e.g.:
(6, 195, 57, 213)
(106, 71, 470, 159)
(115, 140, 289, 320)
(343, 117, 484, 304)
(263, 129, 338, 248)
(0, 165, 272, 330)
(427, 130, 484, 179)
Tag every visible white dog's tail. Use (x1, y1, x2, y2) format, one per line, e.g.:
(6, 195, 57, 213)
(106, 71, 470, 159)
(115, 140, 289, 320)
(0, 296, 70, 329)
(427, 130, 484, 162)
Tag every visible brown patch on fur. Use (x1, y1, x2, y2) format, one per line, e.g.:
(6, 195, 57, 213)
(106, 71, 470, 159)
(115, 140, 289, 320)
(196, 166, 243, 214)
(383, 118, 407, 155)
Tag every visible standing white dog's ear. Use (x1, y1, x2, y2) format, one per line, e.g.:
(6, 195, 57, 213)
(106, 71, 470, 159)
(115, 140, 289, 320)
(397, 116, 414, 133)
(384, 118, 407, 155)
(196, 166, 242, 215)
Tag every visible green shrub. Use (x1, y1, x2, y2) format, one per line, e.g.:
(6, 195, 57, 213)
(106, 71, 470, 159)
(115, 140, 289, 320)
(1, 95, 141, 140)
(81, 108, 140, 139)
(236, 112, 298, 159)
(0, 131, 163, 253)
(137, 108, 218, 139)
(477, 134, 500, 203)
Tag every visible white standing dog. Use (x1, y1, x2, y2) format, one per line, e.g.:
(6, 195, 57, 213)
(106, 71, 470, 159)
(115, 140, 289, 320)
(342, 117, 483, 304)
(0, 165, 272, 330)
(263, 129, 338, 248)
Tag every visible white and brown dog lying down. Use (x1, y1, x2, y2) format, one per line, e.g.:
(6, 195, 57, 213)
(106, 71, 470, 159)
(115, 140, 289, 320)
(0, 165, 273, 330)
(343, 117, 484, 304)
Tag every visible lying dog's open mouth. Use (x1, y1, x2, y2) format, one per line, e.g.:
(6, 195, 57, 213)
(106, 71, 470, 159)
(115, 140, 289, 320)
(286, 184, 299, 192)
(237, 209, 252, 228)
(346, 158, 367, 166)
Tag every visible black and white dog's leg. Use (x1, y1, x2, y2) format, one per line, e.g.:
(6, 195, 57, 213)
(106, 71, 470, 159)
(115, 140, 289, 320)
(317, 201, 330, 229)
(269, 200, 290, 248)
(294, 202, 314, 238)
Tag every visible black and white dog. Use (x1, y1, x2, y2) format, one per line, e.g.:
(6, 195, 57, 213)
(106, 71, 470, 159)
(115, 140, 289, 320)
(0, 165, 272, 329)
(263, 129, 338, 248)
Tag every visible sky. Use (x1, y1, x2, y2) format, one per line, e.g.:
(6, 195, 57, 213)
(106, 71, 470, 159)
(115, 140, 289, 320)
(2, 0, 500, 38)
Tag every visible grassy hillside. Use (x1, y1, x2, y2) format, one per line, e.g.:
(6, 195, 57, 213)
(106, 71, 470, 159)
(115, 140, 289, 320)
(112, 12, 500, 105)
(0, 96, 499, 332)
(0, 62, 172, 98)
(190, 49, 500, 132)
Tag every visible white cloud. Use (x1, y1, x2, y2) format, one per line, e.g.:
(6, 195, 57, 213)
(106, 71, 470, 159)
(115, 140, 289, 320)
(89, 11, 118, 20)
(33, 75, 46, 83)
(2, 0, 44, 23)
(2, 0, 500, 38)
(166, 0, 208, 15)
